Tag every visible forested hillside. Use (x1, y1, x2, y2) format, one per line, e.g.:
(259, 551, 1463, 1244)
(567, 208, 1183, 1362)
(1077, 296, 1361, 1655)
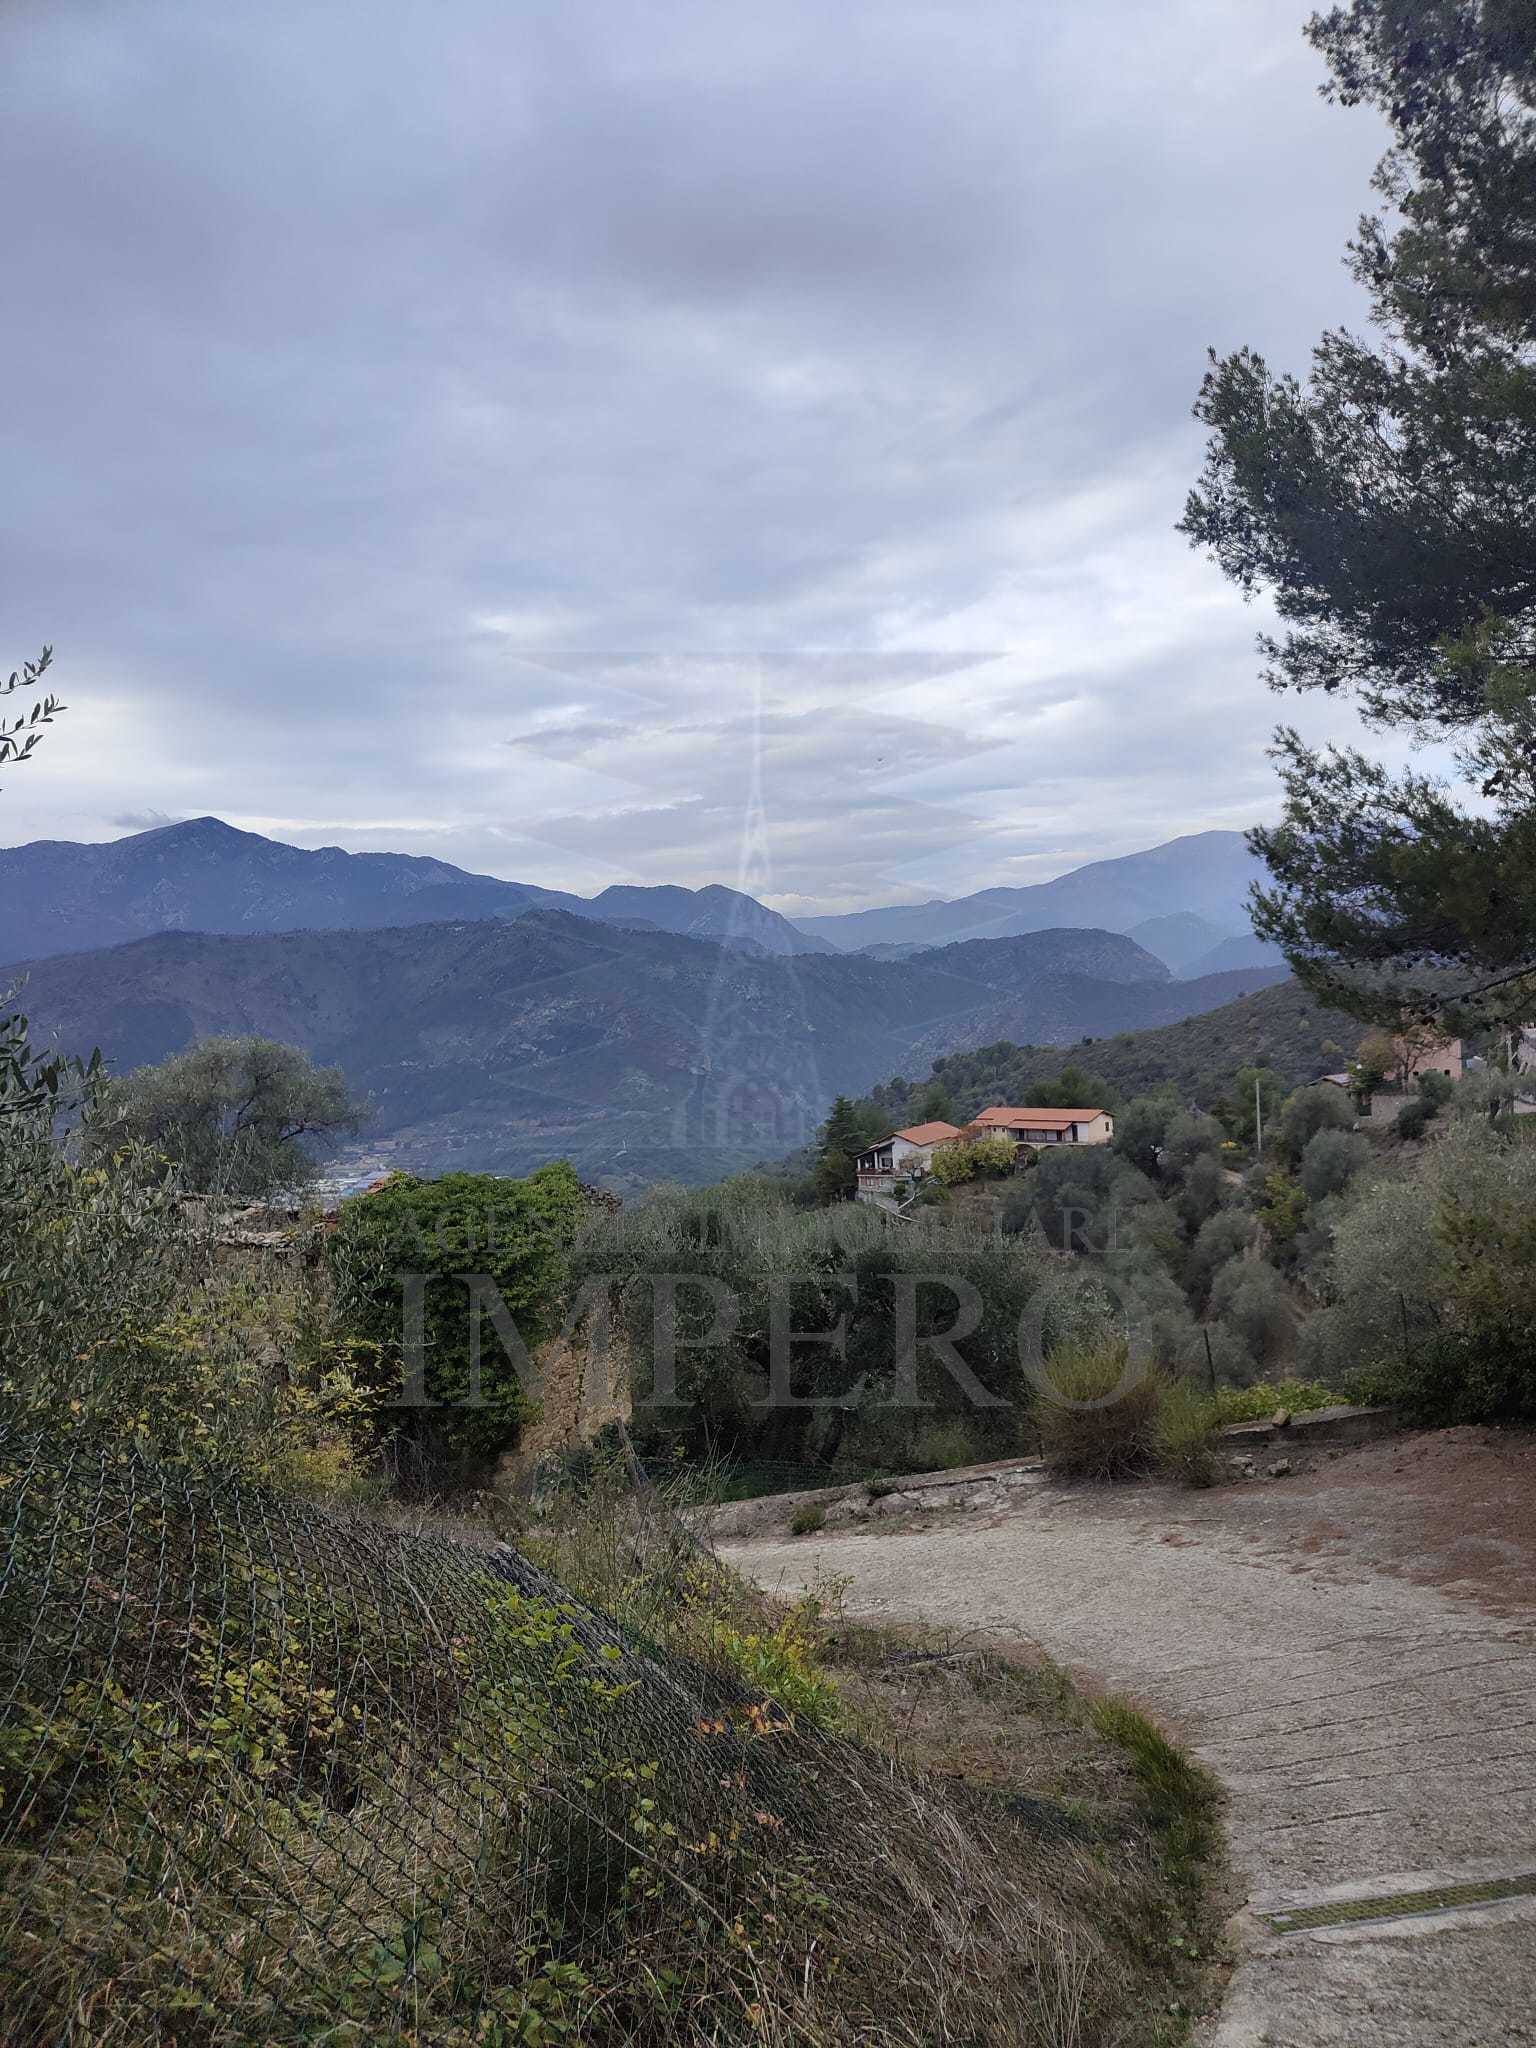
(861, 979, 1353, 1128)
(12, 913, 1294, 1186)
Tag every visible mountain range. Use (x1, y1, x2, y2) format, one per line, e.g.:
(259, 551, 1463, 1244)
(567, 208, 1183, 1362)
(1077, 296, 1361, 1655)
(12, 912, 1288, 1187)
(0, 818, 1282, 977)
(794, 829, 1281, 972)
(0, 816, 836, 964)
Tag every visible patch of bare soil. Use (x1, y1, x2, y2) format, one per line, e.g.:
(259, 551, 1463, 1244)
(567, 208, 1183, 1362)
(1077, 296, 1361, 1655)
(1247, 1427, 1536, 1615)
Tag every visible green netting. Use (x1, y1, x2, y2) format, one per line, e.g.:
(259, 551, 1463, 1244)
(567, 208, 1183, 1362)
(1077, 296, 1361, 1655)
(0, 1429, 835, 2044)
(0, 1427, 1095, 2047)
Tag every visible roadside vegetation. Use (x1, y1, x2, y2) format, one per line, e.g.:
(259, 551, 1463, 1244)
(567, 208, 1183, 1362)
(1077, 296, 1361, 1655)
(0, 1009, 1229, 2046)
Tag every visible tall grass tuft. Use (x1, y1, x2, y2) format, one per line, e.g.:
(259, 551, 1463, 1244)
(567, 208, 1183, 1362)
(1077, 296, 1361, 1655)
(1035, 1339, 1162, 1480)
(1153, 1380, 1221, 1488)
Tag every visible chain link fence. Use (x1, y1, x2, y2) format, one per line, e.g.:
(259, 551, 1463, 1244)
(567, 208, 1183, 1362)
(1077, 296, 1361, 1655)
(0, 1424, 1090, 2046)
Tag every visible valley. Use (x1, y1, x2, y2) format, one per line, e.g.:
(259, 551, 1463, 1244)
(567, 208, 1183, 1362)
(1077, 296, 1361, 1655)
(13, 904, 1292, 1187)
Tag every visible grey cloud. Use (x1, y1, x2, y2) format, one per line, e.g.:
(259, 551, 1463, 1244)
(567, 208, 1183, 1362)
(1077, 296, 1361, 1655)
(108, 809, 182, 832)
(0, 0, 1398, 908)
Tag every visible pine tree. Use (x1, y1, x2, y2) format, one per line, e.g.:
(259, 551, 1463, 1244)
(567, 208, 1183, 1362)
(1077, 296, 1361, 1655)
(814, 1095, 864, 1204)
(1181, 0, 1536, 1027)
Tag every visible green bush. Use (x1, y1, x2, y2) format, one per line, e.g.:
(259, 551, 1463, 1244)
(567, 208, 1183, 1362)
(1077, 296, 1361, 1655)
(1185, 1208, 1257, 1308)
(1036, 1339, 1162, 1480)
(1275, 1084, 1355, 1168)
(1208, 1257, 1297, 1371)
(0, 1116, 198, 1446)
(1307, 1124, 1536, 1422)
(913, 1421, 978, 1471)
(1209, 1380, 1343, 1423)
(326, 1164, 588, 1479)
(1153, 1380, 1220, 1487)
(789, 1502, 826, 1536)
(930, 1135, 1016, 1186)
(1401, 1184, 1536, 1422)
(1299, 1127, 1371, 1201)
(1395, 1097, 1433, 1141)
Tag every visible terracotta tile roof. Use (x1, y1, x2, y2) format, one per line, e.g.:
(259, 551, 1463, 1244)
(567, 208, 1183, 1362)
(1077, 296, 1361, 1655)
(970, 1106, 1104, 1129)
(891, 1120, 963, 1145)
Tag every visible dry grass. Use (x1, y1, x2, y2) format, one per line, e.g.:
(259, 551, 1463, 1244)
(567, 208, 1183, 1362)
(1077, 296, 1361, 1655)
(2, 1440, 1224, 2048)
(813, 1610, 1227, 2045)
(1036, 1340, 1164, 1480)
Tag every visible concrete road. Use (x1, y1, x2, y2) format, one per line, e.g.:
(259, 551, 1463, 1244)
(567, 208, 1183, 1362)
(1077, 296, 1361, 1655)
(719, 1433, 1536, 2047)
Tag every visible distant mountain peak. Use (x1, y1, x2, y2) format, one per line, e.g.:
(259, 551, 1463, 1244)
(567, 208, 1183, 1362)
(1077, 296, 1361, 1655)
(0, 819, 836, 963)
(142, 814, 253, 843)
(793, 831, 1264, 954)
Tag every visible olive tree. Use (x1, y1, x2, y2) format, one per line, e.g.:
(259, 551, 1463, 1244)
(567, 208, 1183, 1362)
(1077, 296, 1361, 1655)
(86, 1036, 365, 1198)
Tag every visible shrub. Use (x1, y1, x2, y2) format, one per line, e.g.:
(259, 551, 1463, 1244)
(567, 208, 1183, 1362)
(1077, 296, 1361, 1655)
(572, 1182, 1073, 1472)
(1407, 1182, 1536, 1422)
(326, 1164, 588, 1481)
(929, 1142, 974, 1186)
(1161, 1110, 1225, 1175)
(1209, 1379, 1343, 1423)
(1208, 1257, 1297, 1371)
(789, 1502, 826, 1535)
(971, 1133, 1021, 1177)
(1276, 1084, 1355, 1168)
(1299, 1127, 1371, 1202)
(1395, 1096, 1433, 1140)
(913, 1421, 977, 1471)
(0, 1114, 199, 1446)
(930, 1135, 1016, 1186)
(1253, 1170, 1307, 1250)
(1036, 1339, 1162, 1480)
(1418, 1068, 1456, 1109)
(1027, 1145, 1160, 1250)
(1186, 1207, 1257, 1308)
(1174, 1150, 1226, 1231)
(695, 1602, 845, 1729)
(1306, 1123, 1536, 1418)
(1153, 1380, 1220, 1487)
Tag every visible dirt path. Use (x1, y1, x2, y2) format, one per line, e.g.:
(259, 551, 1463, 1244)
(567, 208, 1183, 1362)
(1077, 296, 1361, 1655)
(719, 1431, 1536, 2047)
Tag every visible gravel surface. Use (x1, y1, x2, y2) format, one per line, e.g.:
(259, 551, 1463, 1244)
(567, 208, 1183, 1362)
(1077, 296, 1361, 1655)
(719, 1430, 1536, 2047)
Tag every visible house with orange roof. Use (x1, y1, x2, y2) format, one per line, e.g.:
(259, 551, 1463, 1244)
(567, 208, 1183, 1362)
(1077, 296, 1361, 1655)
(964, 1105, 1115, 1148)
(854, 1119, 963, 1200)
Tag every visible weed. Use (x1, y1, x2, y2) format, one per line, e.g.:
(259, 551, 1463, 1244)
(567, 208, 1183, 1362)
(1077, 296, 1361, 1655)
(913, 1421, 978, 1471)
(1154, 1381, 1221, 1488)
(1037, 1339, 1162, 1480)
(1091, 1698, 1222, 1890)
(789, 1501, 827, 1536)
(1208, 1379, 1341, 1423)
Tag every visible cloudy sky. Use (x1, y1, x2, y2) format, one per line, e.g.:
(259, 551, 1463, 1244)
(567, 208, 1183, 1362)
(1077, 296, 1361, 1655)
(0, 0, 1425, 914)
